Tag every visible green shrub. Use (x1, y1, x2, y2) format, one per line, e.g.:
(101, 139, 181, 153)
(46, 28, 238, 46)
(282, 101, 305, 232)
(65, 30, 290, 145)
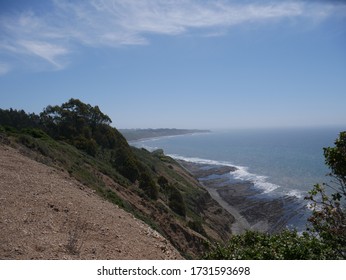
(22, 128, 50, 139)
(73, 136, 97, 156)
(204, 230, 334, 260)
(188, 219, 207, 236)
(139, 173, 159, 200)
(111, 147, 140, 183)
(169, 185, 186, 217)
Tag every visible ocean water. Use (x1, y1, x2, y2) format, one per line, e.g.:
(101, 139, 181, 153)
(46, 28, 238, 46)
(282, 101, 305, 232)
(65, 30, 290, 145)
(132, 126, 344, 199)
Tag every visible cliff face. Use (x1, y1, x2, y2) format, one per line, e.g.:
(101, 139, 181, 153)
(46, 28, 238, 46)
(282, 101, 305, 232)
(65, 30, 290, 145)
(0, 144, 182, 260)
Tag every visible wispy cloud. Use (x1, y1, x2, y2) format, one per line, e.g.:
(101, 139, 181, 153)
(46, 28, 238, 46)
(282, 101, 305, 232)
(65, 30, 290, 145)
(0, 63, 11, 75)
(0, 0, 344, 72)
(0, 10, 71, 71)
(18, 40, 69, 69)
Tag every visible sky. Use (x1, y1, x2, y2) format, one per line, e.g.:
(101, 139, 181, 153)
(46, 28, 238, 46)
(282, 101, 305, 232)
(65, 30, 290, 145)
(0, 0, 345, 129)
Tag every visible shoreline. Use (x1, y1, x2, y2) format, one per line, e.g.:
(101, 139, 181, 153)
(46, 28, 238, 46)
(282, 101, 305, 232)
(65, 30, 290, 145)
(121, 128, 211, 142)
(177, 160, 308, 234)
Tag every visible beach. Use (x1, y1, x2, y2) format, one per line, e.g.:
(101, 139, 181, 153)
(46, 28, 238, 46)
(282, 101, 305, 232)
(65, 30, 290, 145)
(177, 160, 308, 234)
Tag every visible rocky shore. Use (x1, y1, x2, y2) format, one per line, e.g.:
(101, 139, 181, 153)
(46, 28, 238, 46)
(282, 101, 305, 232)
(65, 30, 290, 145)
(178, 160, 308, 234)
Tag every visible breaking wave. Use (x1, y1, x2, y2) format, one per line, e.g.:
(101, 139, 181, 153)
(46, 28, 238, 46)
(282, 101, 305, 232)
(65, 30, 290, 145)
(169, 154, 281, 194)
(133, 143, 304, 199)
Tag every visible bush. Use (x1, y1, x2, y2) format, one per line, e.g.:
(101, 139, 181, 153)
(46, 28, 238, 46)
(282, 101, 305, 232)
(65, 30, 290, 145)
(139, 173, 159, 200)
(158, 175, 170, 202)
(22, 128, 50, 139)
(111, 147, 140, 183)
(169, 185, 186, 217)
(73, 136, 97, 156)
(188, 219, 207, 236)
(204, 230, 334, 260)
(17, 134, 51, 157)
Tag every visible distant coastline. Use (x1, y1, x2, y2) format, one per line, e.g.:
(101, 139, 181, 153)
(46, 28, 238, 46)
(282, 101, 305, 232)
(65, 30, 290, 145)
(120, 128, 210, 141)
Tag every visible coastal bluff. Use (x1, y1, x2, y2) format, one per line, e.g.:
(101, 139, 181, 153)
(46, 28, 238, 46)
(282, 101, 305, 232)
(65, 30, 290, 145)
(0, 144, 182, 260)
(0, 100, 237, 259)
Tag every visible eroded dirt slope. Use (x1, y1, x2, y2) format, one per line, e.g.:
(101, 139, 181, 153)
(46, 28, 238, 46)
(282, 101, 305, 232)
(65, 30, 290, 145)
(0, 144, 182, 260)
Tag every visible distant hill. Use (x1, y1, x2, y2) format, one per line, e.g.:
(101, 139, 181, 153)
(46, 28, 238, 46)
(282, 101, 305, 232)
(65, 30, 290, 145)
(0, 99, 233, 259)
(119, 128, 210, 141)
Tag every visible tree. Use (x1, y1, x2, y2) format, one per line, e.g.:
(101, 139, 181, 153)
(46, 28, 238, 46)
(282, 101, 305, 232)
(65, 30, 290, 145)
(324, 131, 346, 198)
(39, 98, 124, 155)
(0, 108, 40, 130)
(40, 98, 112, 143)
(305, 131, 346, 259)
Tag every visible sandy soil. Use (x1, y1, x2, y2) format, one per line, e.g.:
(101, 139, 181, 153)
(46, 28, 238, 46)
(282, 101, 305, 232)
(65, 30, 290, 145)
(0, 144, 182, 260)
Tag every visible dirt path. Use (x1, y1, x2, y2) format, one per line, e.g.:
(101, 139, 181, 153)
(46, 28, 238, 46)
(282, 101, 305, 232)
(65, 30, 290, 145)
(207, 187, 251, 234)
(0, 144, 182, 260)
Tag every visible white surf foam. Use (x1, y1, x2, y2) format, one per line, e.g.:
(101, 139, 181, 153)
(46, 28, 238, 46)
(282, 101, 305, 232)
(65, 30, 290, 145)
(284, 189, 305, 199)
(168, 154, 236, 167)
(231, 166, 280, 193)
(133, 146, 303, 197)
(169, 154, 280, 194)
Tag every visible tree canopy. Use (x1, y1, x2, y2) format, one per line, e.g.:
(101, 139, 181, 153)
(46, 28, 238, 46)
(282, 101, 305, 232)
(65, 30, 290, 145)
(0, 99, 141, 183)
(40, 98, 117, 150)
(305, 131, 346, 259)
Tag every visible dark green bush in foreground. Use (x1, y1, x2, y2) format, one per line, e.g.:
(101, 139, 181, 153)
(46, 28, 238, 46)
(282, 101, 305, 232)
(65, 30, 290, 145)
(203, 230, 333, 260)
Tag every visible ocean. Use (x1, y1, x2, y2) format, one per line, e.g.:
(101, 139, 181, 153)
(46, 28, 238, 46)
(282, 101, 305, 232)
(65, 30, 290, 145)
(131, 126, 344, 231)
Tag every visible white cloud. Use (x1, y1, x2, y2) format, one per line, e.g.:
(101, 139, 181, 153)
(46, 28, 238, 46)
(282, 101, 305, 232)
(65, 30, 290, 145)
(0, 10, 71, 70)
(0, 0, 344, 71)
(18, 40, 69, 69)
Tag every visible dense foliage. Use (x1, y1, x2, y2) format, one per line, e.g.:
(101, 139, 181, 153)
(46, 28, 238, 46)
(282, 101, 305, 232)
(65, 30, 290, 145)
(139, 172, 159, 200)
(168, 184, 186, 217)
(0, 99, 142, 184)
(204, 230, 333, 260)
(0, 108, 39, 130)
(305, 131, 346, 259)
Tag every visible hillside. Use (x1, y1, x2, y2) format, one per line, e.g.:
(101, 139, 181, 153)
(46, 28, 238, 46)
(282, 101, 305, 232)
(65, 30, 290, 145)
(0, 99, 235, 259)
(0, 144, 181, 260)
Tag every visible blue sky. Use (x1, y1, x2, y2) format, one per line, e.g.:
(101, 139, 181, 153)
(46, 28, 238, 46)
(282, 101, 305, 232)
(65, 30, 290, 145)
(1, 0, 345, 129)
